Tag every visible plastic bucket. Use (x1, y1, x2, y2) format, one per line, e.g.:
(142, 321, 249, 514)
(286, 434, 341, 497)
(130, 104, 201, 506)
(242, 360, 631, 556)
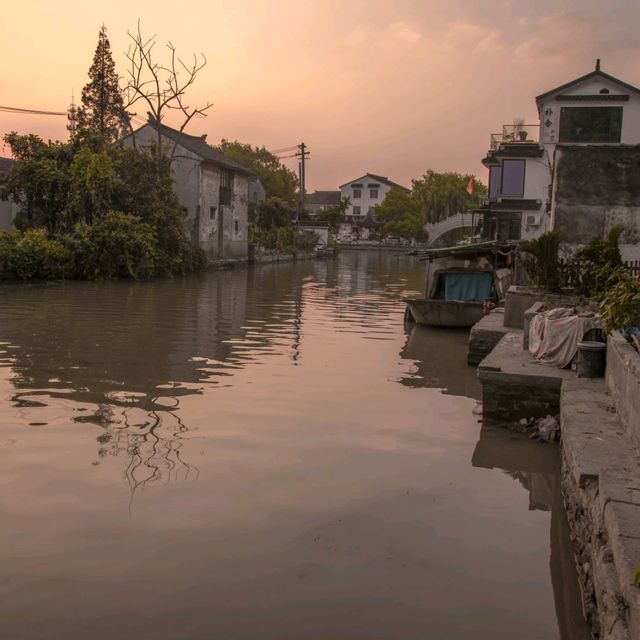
(576, 340, 606, 378)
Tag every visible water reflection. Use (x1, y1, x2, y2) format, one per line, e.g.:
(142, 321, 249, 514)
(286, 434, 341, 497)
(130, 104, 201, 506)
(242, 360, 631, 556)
(0, 251, 589, 640)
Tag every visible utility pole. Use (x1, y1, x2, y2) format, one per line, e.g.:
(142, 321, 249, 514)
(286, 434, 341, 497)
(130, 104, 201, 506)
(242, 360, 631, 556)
(296, 142, 310, 226)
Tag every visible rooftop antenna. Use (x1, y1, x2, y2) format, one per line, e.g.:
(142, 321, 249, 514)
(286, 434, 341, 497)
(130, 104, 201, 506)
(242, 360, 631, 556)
(596, 58, 601, 72)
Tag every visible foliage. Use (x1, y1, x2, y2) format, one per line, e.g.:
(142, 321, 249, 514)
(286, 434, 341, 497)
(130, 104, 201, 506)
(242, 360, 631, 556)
(64, 212, 157, 279)
(520, 229, 562, 292)
(69, 145, 116, 224)
(600, 277, 640, 334)
(1, 133, 75, 233)
(374, 189, 427, 241)
(0, 133, 205, 279)
(253, 226, 296, 253)
(320, 198, 349, 233)
(0, 228, 70, 280)
(412, 170, 487, 224)
(77, 26, 125, 143)
(559, 226, 626, 298)
(254, 197, 295, 231)
(218, 140, 298, 202)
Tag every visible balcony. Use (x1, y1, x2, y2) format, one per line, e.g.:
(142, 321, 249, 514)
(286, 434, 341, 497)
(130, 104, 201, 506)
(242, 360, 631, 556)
(489, 124, 540, 150)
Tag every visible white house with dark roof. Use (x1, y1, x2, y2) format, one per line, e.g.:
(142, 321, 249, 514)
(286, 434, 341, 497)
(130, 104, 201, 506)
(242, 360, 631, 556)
(125, 116, 255, 261)
(337, 173, 410, 239)
(479, 61, 640, 255)
(340, 173, 410, 221)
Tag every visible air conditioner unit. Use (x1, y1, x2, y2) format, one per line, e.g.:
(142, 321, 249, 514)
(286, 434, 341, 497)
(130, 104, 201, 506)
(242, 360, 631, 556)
(526, 214, 540, 226)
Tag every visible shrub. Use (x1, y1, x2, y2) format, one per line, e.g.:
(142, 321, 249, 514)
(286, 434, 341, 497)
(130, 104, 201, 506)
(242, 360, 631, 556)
(520, 230, 562, 292)
(65, 212, 157, 279)
(600, 277, 640, 334)
(0, 228, 70, 279)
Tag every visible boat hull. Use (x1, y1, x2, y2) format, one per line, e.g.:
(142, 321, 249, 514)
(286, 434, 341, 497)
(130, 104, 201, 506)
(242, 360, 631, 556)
(404, 298, 487, 328)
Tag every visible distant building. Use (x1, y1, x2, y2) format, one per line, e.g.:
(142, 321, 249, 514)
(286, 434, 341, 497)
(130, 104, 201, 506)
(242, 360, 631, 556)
(0, 157, 18, 230)
(124, 117, 255, 261)
(338, 173, 409, 240)
(307, 190, 342, 217)
(479, 60, 640, 258)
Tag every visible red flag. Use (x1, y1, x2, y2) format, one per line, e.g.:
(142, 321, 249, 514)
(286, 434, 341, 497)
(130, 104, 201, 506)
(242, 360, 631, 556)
(466, 178, 474, 196)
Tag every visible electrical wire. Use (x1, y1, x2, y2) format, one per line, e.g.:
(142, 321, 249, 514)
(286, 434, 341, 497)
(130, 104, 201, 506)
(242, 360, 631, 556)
(0, 105, 66, 116)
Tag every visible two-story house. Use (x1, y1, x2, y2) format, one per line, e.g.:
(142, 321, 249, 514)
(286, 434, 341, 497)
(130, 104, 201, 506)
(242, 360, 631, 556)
(339, 173, 410, 239)
(125, 117, 255, 262)
(479, 61, 640, 257)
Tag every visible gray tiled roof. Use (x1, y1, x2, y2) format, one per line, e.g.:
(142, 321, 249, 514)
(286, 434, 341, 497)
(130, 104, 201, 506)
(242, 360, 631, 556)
(141, 120, 255, 175)
(339, 173, 410, 192)
(309, 190, 341, 205)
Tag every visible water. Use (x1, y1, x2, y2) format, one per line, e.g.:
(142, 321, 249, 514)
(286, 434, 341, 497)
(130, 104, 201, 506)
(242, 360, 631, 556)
(0, 251, 589, 640)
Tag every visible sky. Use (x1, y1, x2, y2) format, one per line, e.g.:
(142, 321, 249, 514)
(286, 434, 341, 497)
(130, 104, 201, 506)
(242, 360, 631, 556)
(1, 0, 639, 190)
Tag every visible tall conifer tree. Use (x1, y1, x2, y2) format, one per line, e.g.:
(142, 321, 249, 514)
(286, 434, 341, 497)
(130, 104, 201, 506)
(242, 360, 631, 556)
(78, 25, 125, 143)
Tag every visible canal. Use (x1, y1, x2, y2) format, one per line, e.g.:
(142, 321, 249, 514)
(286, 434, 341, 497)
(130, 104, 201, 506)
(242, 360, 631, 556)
(0, 250, 589, 639)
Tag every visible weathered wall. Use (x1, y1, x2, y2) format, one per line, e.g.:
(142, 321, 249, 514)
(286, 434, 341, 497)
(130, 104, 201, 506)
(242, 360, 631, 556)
(606, 333, 640, 449)
(553, 145, 640, 245)
(200, 165, 249, 260)
(124, 125, 248, 261)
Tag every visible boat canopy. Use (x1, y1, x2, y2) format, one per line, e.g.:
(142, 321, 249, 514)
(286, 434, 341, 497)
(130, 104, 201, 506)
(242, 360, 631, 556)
(441, 271, 493, 302)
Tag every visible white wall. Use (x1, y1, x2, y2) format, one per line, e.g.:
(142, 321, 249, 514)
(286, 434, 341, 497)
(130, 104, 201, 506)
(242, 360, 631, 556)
(539, 76, 640, 147)
(340, 175, 395, 219)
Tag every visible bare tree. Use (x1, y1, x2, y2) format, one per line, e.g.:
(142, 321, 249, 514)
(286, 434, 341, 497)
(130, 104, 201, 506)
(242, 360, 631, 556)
(123, 20, 212, 157)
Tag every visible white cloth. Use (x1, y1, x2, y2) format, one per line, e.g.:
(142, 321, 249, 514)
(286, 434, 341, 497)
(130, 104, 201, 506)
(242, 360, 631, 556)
(529, 307, 599, 368)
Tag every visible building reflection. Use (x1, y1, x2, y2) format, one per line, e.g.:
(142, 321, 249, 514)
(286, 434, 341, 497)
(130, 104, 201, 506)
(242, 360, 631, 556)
(398, 320, 590, 640)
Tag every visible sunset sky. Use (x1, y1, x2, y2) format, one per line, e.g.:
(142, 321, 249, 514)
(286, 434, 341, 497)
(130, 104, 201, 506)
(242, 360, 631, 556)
(1, 0, 639, 189)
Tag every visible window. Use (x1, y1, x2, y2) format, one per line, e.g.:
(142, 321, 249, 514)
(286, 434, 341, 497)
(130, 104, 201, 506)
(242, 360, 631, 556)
(353, 189, 361, 199)
(483, 212, 521, 241)
(370, 189, 378, 199)
(559, 106, 622, 142)
(353, 205, 361, 215)
(234, 219, 239, 235)
(501, 159, 525, 197)
(489, 166, 502, 200)
(219, 169, 234, 206)
(209, 206, 217, 220)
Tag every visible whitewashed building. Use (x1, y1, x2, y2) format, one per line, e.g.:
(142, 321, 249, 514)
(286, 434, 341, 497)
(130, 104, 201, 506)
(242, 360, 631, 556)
(339, 173, 410, 239)
(479, 61, 640, 256)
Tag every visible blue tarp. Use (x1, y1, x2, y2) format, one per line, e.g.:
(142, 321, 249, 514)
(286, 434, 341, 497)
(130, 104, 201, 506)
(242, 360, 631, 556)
(443, 272, 492, 302)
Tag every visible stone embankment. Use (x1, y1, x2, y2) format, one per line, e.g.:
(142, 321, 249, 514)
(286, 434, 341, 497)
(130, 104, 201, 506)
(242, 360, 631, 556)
(475, 323, 640, 639)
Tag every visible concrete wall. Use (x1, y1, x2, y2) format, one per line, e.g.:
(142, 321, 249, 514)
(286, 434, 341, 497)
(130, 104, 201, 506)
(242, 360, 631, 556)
(606, 332, 640, 449)
(0, 198, 18, 230)
(552, 145, 640, 245)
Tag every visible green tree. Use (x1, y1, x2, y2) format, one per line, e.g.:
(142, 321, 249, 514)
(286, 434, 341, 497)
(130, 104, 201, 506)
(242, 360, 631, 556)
(77, 26, 125, 143)
(0, 132, 205, 277)
(412, 170, 487, 224)
(374, 189, 427, 241)
(254, 197, 295, 231)
(0, 133, 75, 232)
(218, 140, 298, 202)
(320, 197, 350, 233)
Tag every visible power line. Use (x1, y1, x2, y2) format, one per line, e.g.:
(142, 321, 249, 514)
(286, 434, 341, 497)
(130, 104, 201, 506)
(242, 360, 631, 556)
(270, 145, 299, 154)
(0, 105, 66, 116)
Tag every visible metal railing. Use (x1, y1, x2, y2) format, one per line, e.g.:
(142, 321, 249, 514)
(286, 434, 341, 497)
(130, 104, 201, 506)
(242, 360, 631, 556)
(489, 124, 540, 150)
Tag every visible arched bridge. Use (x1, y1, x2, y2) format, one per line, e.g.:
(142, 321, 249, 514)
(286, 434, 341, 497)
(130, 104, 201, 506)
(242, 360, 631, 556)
(424, 213, 477, 247)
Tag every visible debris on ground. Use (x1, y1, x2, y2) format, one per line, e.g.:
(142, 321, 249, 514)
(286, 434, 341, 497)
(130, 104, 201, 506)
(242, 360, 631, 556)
(507, 414, 561, 443)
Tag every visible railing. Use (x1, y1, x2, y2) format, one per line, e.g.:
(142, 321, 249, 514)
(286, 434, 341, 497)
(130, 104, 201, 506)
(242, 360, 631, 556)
(489, 124, 540, 150)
